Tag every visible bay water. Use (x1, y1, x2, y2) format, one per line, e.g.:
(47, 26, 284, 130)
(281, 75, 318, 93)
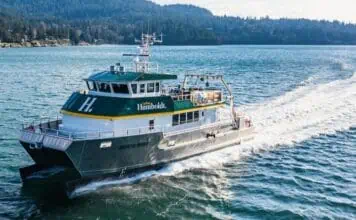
(0, 45, 355, 219)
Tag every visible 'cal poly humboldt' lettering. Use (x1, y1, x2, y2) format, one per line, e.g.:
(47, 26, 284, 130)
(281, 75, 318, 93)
(137, 102, 167, 111)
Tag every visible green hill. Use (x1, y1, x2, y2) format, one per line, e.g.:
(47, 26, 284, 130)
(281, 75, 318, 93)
(1, 0, 356, 45)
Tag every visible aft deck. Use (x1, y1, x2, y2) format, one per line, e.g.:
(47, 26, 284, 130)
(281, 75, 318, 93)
(164, 86, 225, 107)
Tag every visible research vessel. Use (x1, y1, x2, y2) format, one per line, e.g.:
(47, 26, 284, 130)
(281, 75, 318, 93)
(19, 33, 254, 189)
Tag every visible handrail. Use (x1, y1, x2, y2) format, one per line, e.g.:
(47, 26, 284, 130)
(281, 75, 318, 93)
(22, 116, 61, 130)
(21, 118, 235, 141)
(108, 62, 160, 73)
(164, 119, 233, 137)
(171, 94, 192, 101)
(170, 91, 225, 106)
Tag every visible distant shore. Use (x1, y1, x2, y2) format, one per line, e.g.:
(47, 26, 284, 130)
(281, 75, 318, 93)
(2, 41, 356, 48)
(0, 40, 91, 48)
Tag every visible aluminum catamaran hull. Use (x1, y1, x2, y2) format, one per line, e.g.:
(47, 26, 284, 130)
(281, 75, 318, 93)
(20, 120, 254, 190)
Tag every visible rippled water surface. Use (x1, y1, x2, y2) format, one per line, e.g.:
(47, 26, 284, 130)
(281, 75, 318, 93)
(0, 45, 355, 219)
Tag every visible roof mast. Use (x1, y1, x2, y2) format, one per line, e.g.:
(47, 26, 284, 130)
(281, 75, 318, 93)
(123, 33, 163, 73)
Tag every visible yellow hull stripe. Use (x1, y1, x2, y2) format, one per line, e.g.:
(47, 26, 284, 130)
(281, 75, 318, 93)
(60, 104, 225, 120)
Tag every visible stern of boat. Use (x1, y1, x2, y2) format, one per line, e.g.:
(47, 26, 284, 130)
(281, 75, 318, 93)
(19, 119, 81, 183)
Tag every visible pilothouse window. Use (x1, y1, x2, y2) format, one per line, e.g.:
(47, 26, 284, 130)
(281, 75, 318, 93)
(131, 84, 138, 94)
(147, 83, 155, 93)
(155, 82, 160, 93)
(98, 83, 111, 93)
(112, 84, 129, 94)
(140, 84, 146, 93)
(87, 81, 97, 91)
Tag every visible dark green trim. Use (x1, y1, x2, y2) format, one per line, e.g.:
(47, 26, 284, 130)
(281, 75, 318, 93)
(61, 92, 223, 118)
(87, 71, 177, 82)
(62, 92, 174, 117)
(174, 100, 194, 111)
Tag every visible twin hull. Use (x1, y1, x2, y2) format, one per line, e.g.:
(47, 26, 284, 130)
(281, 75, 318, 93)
(20, 125, 254, 183)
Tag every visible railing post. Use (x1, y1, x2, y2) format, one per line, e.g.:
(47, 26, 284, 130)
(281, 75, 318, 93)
(56, 115, 59, 128)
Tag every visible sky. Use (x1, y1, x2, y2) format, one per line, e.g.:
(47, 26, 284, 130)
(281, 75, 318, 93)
(153, 0, 356, 23)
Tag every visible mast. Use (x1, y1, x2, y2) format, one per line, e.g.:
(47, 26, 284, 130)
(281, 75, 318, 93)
(123, 33, 163, 73)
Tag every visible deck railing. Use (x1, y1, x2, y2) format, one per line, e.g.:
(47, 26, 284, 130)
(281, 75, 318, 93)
(162, 87, 225, 106)
(21, 117, 235, 142)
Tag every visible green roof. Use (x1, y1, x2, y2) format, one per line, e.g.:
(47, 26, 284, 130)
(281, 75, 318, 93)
(86, 71, 177, 82)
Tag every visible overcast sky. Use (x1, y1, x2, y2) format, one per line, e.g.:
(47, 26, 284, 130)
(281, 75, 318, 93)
(153, 0, 356, 23)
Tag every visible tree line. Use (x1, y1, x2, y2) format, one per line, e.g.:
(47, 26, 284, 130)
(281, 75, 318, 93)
(1, 0, 356, 45)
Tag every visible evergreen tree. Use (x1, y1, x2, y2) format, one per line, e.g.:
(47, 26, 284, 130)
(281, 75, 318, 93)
(0, 0, 356, 45)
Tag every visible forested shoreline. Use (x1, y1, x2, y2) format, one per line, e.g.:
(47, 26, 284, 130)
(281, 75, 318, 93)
(1, 0, 356, 46)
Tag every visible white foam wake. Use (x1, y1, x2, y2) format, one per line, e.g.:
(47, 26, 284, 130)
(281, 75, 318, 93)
(244, 71, 356, 147)
(71, 73, 356, 198)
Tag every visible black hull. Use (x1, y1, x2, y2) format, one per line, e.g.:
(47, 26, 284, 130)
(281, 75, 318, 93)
(21, 138, 238, 196)
(20, 125, 254, 194)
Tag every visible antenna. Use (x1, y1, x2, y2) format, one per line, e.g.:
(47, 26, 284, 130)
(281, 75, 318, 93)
(122, 32, 164, 73)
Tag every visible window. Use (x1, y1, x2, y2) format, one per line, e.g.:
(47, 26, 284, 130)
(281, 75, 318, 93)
(180, 113, 187, 124)
(149, 120, 155, 130)
(173, 115, 179, 126)
(155, 82, 160, 93)
(187, 112, 193, 123)
(112, 84, 129, 94)
(202, 111, 205, 117)
(87, 81, 97, 91)
(172, 111, 198, 126)
(147, 83, 155, 93)
(140, 84, 146, 93)
(131, 84, 138, 94)
(194, 111, 199, 122)
(98, 83, 111, 93)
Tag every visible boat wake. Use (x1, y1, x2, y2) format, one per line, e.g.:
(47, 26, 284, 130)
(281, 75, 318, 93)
(331, 60, 353, 72)
(244, 71, 356, 146)
(70, 72, 356, 198)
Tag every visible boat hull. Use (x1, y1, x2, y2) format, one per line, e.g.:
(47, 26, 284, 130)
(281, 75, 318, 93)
(19, 125, 254, 191)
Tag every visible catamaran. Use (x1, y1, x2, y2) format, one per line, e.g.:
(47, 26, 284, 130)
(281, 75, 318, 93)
(19, 33, 254, 190)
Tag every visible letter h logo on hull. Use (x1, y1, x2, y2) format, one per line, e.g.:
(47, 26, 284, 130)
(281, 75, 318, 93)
(78, 97, 97, 112)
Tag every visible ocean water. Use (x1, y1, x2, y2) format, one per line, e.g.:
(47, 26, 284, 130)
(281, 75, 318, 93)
(0, 45, 355, 219)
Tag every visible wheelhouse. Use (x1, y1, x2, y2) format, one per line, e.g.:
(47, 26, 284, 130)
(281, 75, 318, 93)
(84, 70, 177, 98)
